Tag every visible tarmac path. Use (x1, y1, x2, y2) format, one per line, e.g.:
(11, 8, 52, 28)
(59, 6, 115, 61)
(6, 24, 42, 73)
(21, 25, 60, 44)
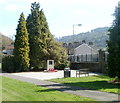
(1, 73, 120, 102)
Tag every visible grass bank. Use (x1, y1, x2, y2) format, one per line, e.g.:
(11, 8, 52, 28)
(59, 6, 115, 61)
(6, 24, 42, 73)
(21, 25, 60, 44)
(1, 76, 94, 101)
(49, 75, 120, 94)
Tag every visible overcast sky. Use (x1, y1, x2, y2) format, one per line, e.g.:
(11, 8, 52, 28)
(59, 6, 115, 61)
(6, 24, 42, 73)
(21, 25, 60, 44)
(0, 0, 119, 38)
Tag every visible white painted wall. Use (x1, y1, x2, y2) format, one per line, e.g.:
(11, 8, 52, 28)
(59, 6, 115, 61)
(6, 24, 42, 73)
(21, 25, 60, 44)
(74, 43, 98, 55)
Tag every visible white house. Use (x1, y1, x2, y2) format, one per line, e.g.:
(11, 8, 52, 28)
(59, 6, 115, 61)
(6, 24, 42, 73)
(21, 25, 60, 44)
(74, 43, 98, 55)
(69, 43, 99, 62)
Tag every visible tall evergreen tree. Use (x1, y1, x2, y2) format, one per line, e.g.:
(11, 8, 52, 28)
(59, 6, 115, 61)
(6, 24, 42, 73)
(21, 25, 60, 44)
(27, 2, 47, 67)
(27, 2, 53, 69)
(107, 2, 120, 79)
(27, 2, 44, 68)
(39, 10, 69, 68)
(27, 2, 68, 69)
(14, 13, 30, 71)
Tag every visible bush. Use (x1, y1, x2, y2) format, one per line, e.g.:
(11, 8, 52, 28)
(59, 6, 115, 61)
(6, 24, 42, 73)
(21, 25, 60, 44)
(2, 55, 15, 73)
(56, 61, 70, 70)
(56, 64, 66, 70)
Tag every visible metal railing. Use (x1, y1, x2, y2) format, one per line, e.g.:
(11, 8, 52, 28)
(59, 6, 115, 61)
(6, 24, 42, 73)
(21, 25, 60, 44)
(68, 54, 99, 62)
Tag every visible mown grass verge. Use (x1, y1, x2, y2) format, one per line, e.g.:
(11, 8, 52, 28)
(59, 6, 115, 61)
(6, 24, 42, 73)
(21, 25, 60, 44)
(49, 75, 120, 94)
(1, 76, 94, 101)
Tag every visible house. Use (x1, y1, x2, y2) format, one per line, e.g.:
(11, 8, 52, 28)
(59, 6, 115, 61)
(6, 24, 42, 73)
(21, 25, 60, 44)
(65, 43, 99, 62)
(63, 42, 82, 55)
(2, 45, 14, 55)
(63, 42, 106, 72)
(63, 42, 98, 55)
(74, 43, 98, 55)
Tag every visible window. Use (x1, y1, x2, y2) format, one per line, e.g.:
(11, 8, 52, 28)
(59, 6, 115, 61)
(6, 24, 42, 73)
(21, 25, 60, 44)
(49, 61, 53, 65)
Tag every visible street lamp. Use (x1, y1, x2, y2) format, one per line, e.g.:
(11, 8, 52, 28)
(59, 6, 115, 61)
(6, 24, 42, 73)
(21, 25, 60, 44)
(73, 24, 82, 43)
(73, 24, 82, 60)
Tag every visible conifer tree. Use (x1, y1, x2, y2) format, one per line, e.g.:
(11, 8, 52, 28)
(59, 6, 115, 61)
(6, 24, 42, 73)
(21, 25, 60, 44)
(27, 2, 68, 69)
(107, 2, 120, 79)
(27, 2, 53, 68)
(14, 13, 30, 71)
(27, 2, 47, 68)
(40, 10, 69, 68)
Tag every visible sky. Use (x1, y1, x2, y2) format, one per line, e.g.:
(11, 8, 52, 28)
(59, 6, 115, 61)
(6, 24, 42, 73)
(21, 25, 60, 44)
(0, 0, 119, 38)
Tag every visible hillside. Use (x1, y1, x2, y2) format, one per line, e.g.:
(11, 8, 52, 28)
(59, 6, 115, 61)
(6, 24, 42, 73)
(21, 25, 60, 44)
(0, 33, 13, 50)
(56, 27, 109, 48)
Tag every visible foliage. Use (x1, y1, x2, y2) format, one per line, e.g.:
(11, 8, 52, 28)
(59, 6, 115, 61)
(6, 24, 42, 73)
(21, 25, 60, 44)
(2, 55, 15, 72)
(46, 40, 69, 69)
(107, 3, 120, 78)
(3, 2, 68, 72)
(14, 13, 30, 72)
(2, 76, 94, 101)
(27, 2, 68, 69)
(27, 2, 49, 68)
(56, 27, 109, 48)
(50, 75, 120, 94)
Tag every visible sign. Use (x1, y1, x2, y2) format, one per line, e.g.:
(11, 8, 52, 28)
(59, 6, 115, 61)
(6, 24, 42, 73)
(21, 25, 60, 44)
(47, 60, 54, 70)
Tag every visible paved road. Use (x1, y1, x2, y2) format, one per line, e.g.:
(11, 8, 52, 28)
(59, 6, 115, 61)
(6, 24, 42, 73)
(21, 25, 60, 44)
(1, 73, 120, 102)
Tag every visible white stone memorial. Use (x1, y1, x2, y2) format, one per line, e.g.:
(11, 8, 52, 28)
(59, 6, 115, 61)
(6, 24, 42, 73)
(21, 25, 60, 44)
(47, 60, 54, 71)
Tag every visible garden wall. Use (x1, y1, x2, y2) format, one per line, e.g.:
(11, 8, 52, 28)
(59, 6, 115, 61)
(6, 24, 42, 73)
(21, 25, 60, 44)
(70, 62, 104, 73)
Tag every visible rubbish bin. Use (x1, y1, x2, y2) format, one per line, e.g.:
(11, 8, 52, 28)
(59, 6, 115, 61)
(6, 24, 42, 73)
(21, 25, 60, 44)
(64, 68, 71, 78)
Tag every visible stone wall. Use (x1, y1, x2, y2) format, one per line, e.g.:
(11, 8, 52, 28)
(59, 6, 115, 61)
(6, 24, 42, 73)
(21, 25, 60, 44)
(70, 62, 102, 72)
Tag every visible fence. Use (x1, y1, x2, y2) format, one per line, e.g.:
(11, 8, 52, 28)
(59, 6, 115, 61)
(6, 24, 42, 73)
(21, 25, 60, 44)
(69, 50, 107, 73)
(68, 54, 99, 63)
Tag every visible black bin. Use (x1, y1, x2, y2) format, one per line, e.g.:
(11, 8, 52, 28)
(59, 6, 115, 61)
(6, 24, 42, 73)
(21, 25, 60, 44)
(64, 68, 71, 78)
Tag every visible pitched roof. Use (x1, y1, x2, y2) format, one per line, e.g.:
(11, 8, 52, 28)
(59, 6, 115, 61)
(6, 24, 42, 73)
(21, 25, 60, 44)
(75, 43, 92, 50)
(74, 43, 98, 55)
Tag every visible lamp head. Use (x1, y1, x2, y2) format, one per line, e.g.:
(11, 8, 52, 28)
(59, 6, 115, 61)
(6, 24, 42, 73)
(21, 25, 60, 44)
(78, 24, 82, 26)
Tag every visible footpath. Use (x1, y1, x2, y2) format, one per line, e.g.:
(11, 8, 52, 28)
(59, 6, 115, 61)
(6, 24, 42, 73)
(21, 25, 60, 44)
(1, 73, 120, 102)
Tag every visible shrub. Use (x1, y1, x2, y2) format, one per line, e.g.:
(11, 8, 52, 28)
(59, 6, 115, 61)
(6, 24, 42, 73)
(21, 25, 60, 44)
(2, 55, 15, 73)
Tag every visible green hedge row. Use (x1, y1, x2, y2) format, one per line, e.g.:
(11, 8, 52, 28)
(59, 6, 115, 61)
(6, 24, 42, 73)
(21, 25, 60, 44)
(2, 55, 15, 73)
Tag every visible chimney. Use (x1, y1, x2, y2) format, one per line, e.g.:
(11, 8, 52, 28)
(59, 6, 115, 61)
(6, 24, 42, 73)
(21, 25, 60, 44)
(82, 40, 86, 43)
(89, 42, 93, 46)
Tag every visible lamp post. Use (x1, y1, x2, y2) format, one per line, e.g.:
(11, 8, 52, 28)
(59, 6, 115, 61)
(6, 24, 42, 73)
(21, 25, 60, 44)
(73, 24, 82, 39)
(73, 24, 82, 48)
(73, 24, 82, 62)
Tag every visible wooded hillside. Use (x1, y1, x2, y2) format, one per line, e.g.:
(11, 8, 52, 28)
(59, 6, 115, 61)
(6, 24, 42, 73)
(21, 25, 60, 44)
(56, 27, 109, 48)
(0, 33, 13, 50)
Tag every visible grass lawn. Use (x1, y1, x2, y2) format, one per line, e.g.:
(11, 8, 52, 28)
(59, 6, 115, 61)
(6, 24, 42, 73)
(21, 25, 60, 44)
(0, 76, 2, 102)
(49, 75, 120, 94)
(1, 76, 95, 101)
(0, 63, 1, 69)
